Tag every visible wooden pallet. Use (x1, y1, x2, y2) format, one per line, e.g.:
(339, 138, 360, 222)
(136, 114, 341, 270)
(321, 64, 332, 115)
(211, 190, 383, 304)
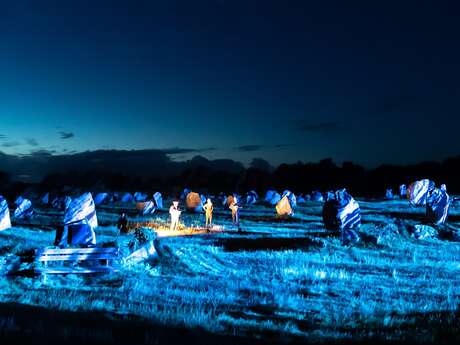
(34, 247, 120, 275)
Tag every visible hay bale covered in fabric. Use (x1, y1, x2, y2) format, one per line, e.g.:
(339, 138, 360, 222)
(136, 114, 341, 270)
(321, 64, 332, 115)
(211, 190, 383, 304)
(121, 193, 133, 203)
(426, 187, 450, 225)
(282, 190, 297, 208)
(51, 197, 60, 209)
(136, 201, 156, 215)
(276, 195, 293, 216)
(246, 191, 258, 205)
(14, 196, 24, 207)
(94, 192, 109, 206)
(297, 194, 308, 205)
(311, 191, 324, 203)
(64, 196, 72, 210)
(52, 196, 72, 210)
(134, 192, 148, 202)
(407, 179, 434, 206)
(385, 189, 394, 200)
(56, 192, 97, 246)
(186, 192, 204, 212)
(40, 193, 50, 205)
(110, 192, 120, 203)
(180, 188, 191, 201)
(264, 190, 281, 206)
(322, 189, 361, 231)
(14, 198, 34, 219)
(153, 192, 163, 209)
(0, 197, 11, 231)
(399, 184, 407, 198)
(323, 189, 361, 245)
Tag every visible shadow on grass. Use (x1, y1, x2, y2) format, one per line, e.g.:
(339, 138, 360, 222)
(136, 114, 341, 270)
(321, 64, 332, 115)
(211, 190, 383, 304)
(1, 299, 460, 345)
(216, 236, 324, 252)
(0, 302, 251, 345)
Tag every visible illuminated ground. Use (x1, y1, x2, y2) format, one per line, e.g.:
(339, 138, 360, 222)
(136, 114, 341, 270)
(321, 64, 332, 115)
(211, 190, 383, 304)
(1, 198, 460, 344)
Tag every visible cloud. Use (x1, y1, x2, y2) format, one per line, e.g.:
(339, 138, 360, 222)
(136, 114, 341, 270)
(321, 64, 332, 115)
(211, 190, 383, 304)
(28, 149, 57, 156)
(234, 144, 295, 152)
(61, 148, 77, 154)
(160, 147, 216, 155)
(25, 138, 39, 146)
(1, 141, 21, 148)
(273, 144, 295, 149)
(295, 120, 342, 133)
(59, 131, 75, 139)
(235, 145, 263, 152)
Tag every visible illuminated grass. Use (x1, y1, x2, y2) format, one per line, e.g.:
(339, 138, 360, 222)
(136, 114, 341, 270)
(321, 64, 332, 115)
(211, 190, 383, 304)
(1, 199, 460, 343)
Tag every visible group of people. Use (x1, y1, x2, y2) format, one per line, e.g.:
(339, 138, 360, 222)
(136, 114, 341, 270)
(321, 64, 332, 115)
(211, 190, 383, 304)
(117, 197, 241, 233)
(168, 197, 240, 231)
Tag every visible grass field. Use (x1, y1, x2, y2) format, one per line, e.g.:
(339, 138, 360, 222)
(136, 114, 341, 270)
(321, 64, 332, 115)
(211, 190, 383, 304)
(1, 198, 460, 344)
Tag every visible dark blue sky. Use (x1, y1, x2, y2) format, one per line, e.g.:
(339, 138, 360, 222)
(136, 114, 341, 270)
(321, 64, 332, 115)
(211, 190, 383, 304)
(1, 0, 459, 167)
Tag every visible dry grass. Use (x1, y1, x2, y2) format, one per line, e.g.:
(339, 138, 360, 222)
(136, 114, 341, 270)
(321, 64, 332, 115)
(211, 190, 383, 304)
(1, 199, 460, 343)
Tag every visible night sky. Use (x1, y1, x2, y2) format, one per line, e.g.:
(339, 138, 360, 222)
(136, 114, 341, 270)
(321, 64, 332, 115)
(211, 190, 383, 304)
(1, 0, 459, 167)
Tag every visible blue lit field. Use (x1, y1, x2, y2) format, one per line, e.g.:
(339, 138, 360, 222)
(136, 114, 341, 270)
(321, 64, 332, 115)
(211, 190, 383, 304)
(1, 199, 460, 344)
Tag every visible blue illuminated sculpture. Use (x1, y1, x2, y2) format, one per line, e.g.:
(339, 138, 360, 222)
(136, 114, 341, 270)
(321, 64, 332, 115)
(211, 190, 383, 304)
(110, 192, 120, 203)
(264, 190, 281, 206)
(385, 188, 394, 200)
(282, 190, 297, 208)
(0, 196, 11, 231)
(180, 188, 191, 201)
(137, 200, 156, 215)
(426, 186, 450, 225)
(322, 189, 361, 245)
(399, 184, 407, 198)
(297, 194, 308, 205)
(56, 192, 97, 247)
(94, 192, 109, 206)
(121, 193, 133, 203)
(407, 179, 435, 206)
(134, 192, 148, 202)
(40, 193, 50, 205)
(14, 196, 24, 206)
(246, 190, 258, 205)
(52, 196, 72, 210)
(153, 192, 163, 209)
(14, 198, 34, 219)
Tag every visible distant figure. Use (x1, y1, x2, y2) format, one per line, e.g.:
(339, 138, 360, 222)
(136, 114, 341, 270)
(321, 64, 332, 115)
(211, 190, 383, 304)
(203, 198, 214, 228)
(169, 201, 181, 231)
(117, 212, 129, 234)
(229, 197, 240, 227)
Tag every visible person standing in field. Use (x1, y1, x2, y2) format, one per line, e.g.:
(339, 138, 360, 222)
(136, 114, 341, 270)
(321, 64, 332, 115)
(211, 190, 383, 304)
(203, 198, 214, 228)
(229, 197, 240, 227)
(169, 201, 181, 231)
(117, 212, 129, 234)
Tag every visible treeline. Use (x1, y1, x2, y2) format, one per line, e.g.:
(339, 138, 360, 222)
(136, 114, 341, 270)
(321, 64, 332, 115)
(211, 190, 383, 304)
(1, 156, 460, 199)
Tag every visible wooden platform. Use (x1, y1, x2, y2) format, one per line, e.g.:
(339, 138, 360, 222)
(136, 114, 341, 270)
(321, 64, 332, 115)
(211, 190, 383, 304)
(35, 247, 120, 274)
